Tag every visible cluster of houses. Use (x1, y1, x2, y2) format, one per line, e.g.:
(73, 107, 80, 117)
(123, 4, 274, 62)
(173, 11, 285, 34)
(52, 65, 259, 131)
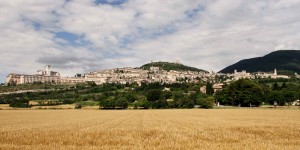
(218, 69, 290, 83)
(5, 64, 293, 87)
(80, 67, 217, 85)
(8, 65, 213, 86)
(4, 64, 300, 106)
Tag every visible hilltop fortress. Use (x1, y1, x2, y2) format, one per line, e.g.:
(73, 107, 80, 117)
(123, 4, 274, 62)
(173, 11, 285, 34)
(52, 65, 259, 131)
(5, 64, 291, 86)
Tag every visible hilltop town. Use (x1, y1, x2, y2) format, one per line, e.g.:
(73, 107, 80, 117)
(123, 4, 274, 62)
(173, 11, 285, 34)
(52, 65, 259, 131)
(5, 62, 294, 87)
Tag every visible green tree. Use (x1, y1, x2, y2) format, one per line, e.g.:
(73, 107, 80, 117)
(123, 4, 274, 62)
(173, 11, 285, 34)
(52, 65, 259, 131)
(147, 89, 162, 102)
(99, 97, 116, 109)
(282, 90, 296, 106)
(152, 100, 168, 109)
(9, 97, 30, 108)
(197, 96, 214, 109)
(214, 89, 229, 105)
(267, 91, 284, 105)
(224, 79, 264, 106)
(124, 92, 137, 103)
(176, 95, 194, 108)
(136, 99, 150, 109)
(206, 82, 214, 95)
(172, 91, 185, 101)
(161, 91, 172, 100)
(115, 97, 128, 109)
(281, 82, 287, 89)
(273, 82, 280, 90)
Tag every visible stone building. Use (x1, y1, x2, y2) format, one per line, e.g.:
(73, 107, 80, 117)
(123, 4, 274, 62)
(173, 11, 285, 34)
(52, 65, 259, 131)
(256, 69, 290, 79)
(233, 70, 254, 80)
(5, 65, 61, 85)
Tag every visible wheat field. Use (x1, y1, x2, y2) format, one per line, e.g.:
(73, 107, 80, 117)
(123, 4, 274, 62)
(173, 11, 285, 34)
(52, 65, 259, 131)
(0, 109, 299, 150)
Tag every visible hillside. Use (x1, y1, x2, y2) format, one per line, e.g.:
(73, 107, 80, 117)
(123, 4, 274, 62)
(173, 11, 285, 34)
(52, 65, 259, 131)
(219, 50, 300, 73)
(141, 62, 207, 72)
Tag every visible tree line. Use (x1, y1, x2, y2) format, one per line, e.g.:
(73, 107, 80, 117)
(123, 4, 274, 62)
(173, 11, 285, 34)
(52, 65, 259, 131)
(215, 78, 300, 106)
(0, 82, 214, 109)
(1, 78, 299, 109)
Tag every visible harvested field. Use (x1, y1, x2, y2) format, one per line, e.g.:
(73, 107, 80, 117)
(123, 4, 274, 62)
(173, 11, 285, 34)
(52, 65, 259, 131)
(0, 109, 299, 149)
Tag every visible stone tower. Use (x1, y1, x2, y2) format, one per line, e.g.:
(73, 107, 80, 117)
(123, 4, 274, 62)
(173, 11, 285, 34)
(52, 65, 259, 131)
(45, 65, 51, 75)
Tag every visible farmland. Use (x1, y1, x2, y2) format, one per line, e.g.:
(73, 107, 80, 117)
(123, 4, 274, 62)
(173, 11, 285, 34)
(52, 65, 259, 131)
(0, 109, 299, 149)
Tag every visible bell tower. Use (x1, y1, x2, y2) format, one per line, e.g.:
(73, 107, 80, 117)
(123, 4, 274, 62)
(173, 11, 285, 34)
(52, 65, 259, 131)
(45, 65, 51, 75)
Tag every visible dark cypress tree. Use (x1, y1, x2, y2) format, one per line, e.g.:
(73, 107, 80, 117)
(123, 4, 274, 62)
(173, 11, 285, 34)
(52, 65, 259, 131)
(273, 82, 279, 90)
(281, 82, 287, 89)
(206, 82, 214, 95)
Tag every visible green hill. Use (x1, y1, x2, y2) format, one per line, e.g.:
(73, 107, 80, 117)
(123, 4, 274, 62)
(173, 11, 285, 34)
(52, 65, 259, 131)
(141, 62, 207, 72)
(219, 50, 300, 74)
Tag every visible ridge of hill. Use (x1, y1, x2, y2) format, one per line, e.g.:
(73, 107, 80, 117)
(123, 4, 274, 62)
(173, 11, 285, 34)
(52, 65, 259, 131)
(141, 62, 207, 72)
(219, 50, 300, 74)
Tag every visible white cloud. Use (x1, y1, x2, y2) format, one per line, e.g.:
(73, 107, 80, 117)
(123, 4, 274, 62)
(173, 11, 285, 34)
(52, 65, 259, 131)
(1, 0, 300, 82)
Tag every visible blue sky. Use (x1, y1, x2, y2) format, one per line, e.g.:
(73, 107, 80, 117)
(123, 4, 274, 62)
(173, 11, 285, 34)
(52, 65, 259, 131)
(95, 0, 128, 6)
(55, 32, 78, 42)
(1, 0, 300, 83)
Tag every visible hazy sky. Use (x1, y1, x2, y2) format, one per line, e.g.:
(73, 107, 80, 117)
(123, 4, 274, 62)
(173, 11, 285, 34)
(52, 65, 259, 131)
(1, 0, 300, 83)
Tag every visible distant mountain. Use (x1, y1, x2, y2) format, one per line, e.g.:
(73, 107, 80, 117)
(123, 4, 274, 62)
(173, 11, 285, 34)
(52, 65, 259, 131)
(219, 50, 300, 74)
(141, 61, 207, 72)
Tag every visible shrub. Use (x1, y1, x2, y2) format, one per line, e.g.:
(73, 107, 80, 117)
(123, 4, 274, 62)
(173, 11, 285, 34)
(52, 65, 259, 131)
(136, 99, 150, 109)
(9, 102, 29, 108)
(75, 103, 82, 109)
(115, 97, 128, 109)
(198, 96, 214, 109)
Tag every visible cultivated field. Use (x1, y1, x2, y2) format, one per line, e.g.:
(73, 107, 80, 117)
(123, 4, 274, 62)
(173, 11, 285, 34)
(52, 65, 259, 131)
(0, 109, 299, 150)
